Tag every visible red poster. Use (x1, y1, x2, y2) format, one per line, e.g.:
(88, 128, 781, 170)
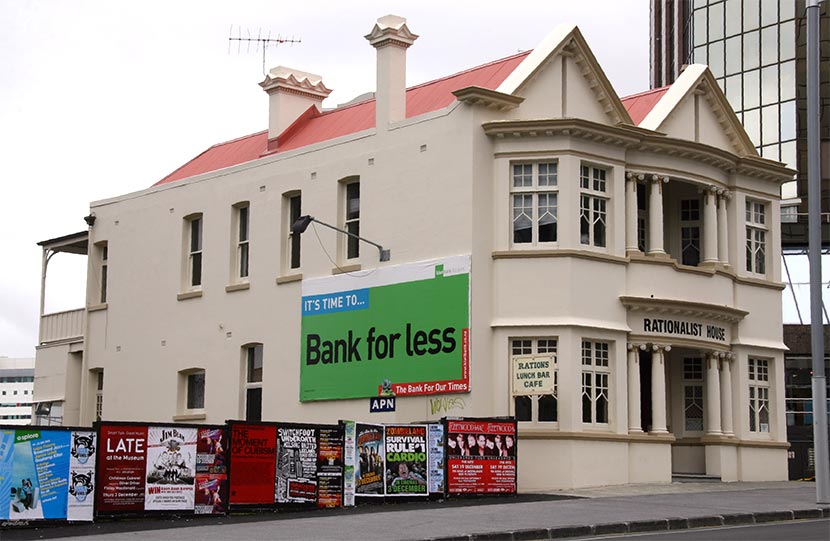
(446, 419, 516, 494)
(96, 424, 149, 512)
(229, 424, 277, 505)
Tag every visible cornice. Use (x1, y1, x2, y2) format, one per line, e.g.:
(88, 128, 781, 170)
(620, 295, 748, 323)
(481, 118, 793, 184)
(452, 86, 525, 111)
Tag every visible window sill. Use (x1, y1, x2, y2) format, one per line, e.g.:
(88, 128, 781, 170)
(173, 411, 206, 422)
(87, 303, 108, 312)
(177, 290, 203, 301)
(332, 263, 362, 275)
(492, 249, 627, 265)
(276, 273, 303, 285)
(225, 282, 250, 293)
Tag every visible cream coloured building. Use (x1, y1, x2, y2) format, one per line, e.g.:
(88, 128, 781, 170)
(34, 16, 793, 489)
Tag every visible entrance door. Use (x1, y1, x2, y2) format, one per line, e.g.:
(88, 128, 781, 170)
(639, 351, 653, 432)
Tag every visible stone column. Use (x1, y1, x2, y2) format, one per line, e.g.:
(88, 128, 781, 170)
(625, 173, 643, 254)
(717, 191, 730, 266)
(647, 175, 667, 256)
(705, 351, 723, 435)
(651, 344, 670, 434)
(627, 344, 643, 432)
(720, 353, 735, 436)
(702, 186, 719, 265)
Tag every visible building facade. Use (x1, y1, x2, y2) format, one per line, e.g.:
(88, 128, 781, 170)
(35, 16, 793, 489)
(0, 357, 35, 425)
(650, 0, 830, 246)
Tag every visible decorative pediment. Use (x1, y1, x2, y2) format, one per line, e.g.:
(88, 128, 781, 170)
(639, 64, 757, 157)
(452, 86, 524, 110)
(496, 24, 632, 126)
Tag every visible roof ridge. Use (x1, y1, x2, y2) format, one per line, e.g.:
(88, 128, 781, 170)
(621, 85, 671, 101)
(208, 129, 268, 148)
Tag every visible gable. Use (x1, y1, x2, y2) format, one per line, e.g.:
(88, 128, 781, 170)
(639, 65, 757, 156)
(498, 24, 632, 126)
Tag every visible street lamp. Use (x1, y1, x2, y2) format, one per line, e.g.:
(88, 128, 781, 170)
(291, 215, 390, 262)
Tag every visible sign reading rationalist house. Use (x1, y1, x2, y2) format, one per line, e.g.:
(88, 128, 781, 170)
(300, 256, 471, 401)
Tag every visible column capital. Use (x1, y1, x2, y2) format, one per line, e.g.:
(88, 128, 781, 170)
(625, 171, 645, 181)
(651, 344, 671, 353)
(650, 174, 669, 184)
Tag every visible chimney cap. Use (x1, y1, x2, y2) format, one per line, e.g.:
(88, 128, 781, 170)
(365, 14, 418, 48)
(260, 66, 332, 99)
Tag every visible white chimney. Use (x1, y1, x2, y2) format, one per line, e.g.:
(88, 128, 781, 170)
(365, 15, 418, 129)
(260, 67, 332, 140)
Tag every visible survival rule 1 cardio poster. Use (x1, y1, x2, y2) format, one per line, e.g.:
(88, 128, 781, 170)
(384, 425, 428, 496)
(0, 428, 95, 522)
(446, 419, 517, 495)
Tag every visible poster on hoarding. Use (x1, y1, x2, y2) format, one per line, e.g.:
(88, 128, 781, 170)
(96, 425, 148, 513)
(317, 426, 343, 508)
(300, 255, 471, 401)
(195, 427, 228, 515)
(229, 424, 276, 506)
(144, 427, 197, 511)
(0, 429, 72, 521)
(384, 425, 428, 496)
(67, 430, 96, 521)
(342, 421, 356, 506)
(276, 425, 318, 504)
(427, 423, 445, 494)
(355, 423, 384, 496)
(445, 419, 516, 495)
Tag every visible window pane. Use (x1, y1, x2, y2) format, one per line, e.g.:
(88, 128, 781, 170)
(743, 108, 761, 145)
(538, 162, 557, 186)
(694, 8, 708, 46)
(246, 387, 262, 422)
(761, 65, 778, 106)
(580, 196, 591, 245)
(761, 25, 778, 66)
(539, 394, 557, 422)
(290, 195, 301, 269)
(725, 74, 742, 111)
(743, 31, 760, 70)
(708, 40, 724, 78)
(760, 0, 777, 27)
(781, 140, 796, 169)
(761, 103, 779, 145)
(708, 2, 724, 41)
(693, 45, 707, 66)
(239, 243, 249, 278)
(191, 253, 202, 286)
(743, 0, 759, 31)
(513, 194, 533, 244)
(538, 193, 557, 243)
(238, 206, 249, 242)
(187, 373, 205, 409)
(780, 61, 795, 101)
(725, 0, 741, 36)
(513, 164, 532, 187)
(190, 218, 202, 252)
(725, 36, 742, 75)
(347, 221, 360, 259)
(744, 69, 760, 109)
(779, 21, 795, 60)
(515, 396, 532, 421)
(247, 345, 263, 383)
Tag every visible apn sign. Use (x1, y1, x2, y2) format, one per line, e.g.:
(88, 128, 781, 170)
(369, 397, 396, 412)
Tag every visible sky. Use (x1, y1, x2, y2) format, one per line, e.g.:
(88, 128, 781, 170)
(0, 1, 824, 359)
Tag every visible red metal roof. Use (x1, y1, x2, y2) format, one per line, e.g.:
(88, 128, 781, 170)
(155, 51, 531, 186)
(620, 86, 670, 125)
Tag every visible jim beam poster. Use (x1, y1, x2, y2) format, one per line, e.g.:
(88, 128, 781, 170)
(384, 425, 428, 496)
(144, 426, 197, 511)
(355, 423, 384, 496)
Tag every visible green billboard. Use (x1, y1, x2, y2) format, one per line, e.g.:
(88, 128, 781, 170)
(300, 255, 470, 401)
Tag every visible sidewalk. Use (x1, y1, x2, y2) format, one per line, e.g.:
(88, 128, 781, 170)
(3, 481, 827, 540)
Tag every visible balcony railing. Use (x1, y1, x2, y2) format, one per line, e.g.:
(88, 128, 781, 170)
(39, 308, 84, 344)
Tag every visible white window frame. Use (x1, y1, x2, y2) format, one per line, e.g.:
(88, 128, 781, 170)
(178, 368, 206, 416)
(233, 202, 250, 281)
(184, 214, 203, 289)
(510, 161, 558, 246)
(579, 164, 609, 248)
(98, 242, 108, 304)
(745, 200, 767, 275)
(344, 180, 360, 260)
(683, 357, 704, 433)
(284, 192, 302, 272)
(679, 198, 702, 267)
(95, 370, 104, 422)
(748, 357, 771, 433)
(511, 338, 558, 425)
(581, 339, 611, 426)
(243, 344, 263, 422)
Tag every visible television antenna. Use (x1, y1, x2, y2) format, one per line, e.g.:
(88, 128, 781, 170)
(228, 26, 301, 75)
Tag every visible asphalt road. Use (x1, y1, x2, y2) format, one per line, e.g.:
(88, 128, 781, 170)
(583, 519, 830, 541)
